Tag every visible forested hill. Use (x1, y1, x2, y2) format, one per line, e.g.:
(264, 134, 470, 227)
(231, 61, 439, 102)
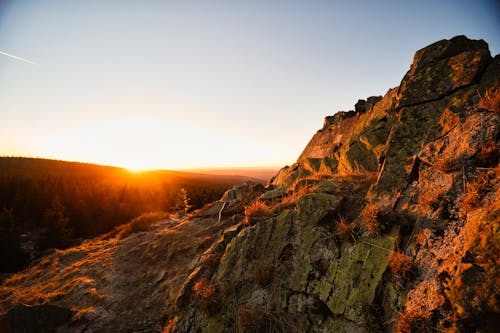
(0, 157, 261, 273)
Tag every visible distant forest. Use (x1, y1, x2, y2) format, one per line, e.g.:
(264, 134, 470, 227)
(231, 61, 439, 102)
(0, 157, 258, 273)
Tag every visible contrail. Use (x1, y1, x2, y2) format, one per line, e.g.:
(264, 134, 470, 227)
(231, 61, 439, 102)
(0, 50, 39, 66)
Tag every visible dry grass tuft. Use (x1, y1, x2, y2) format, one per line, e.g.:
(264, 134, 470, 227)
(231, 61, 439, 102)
(192, 278, 218, 313)
(360, 204, 381, 235)
(335, 215, 358, 242)
(117, 211, 170, 239)
(192, 278, 215, 300)
(459, 171, 494, 215)
(270, 184, 317, 213)
(244, 201, 272, 224)
(236, 306, 307, 333)
(477, 87, 500, 112)
(389, 251, 414, 280)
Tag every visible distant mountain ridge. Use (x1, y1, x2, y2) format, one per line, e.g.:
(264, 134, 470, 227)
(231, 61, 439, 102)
(0, 157, 265, 182)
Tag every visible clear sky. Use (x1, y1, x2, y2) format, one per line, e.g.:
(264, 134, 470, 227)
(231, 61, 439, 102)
(0, 0, 498, 170)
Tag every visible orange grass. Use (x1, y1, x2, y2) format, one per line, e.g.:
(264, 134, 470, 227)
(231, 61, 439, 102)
(335, 215, 358, 242)
(477, 87, 500, 112)
(244, 200, 273, 224)
(360, 204, 380, 235)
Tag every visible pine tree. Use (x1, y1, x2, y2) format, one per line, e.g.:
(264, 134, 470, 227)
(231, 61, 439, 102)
(175, 188, 192, 215)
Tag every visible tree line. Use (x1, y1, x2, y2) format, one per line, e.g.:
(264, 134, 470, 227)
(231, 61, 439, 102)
(0, 157, 254, 273)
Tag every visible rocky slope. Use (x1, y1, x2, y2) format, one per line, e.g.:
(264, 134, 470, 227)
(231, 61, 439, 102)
(0, 35, 498, 333)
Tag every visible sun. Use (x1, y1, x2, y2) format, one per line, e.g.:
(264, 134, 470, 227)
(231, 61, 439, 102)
(125, 166, 150, 173)
(116, 156, 158, 173)
(121, 160, 156, 173)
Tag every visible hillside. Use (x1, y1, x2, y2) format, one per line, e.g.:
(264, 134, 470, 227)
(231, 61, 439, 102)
(1, 35, 499, 332)
(0, 157, 260, 273)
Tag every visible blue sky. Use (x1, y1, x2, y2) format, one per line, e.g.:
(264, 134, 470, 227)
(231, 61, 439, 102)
(0, 0, 498, 170)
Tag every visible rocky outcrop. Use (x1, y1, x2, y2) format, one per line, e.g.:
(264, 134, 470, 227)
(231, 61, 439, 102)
(166, 35, 498, 333)
(0, 36, 498, 333)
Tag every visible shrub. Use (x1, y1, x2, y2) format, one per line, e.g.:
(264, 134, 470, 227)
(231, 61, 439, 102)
(389, 251, 414, 280)
(118, 211, 170, 239)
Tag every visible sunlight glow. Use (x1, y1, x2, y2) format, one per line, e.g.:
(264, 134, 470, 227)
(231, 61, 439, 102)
(32, 116, 282, 170)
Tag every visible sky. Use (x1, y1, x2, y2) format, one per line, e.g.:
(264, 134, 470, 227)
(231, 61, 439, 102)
(0, 0, 499, 171)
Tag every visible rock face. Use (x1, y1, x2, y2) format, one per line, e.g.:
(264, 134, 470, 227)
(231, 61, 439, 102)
(0, 36, 498, 333)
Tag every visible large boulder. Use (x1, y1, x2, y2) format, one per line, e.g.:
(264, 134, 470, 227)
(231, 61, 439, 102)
(397, 35, 491, 107)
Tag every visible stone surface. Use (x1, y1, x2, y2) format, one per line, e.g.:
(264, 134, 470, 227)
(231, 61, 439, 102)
(397, 35, 491, 107)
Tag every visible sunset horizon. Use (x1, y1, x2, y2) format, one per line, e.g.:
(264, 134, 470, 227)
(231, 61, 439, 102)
(0, 153, 285, 173)
(1, 1, 498, 171)
(1, 1, 499, 332)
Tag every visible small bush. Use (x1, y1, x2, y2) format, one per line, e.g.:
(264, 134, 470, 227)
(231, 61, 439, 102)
(118, 211, 170, 239)
(360, 204, 381, 235)
(477, 87, 500, 112)
(389, 251, 414, 280)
